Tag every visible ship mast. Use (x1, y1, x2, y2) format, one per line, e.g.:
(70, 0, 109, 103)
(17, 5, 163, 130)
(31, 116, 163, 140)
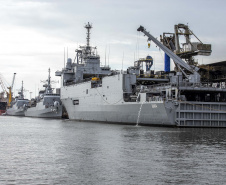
(18, 81, 24, 99)
(85, 22, 92, 47)
(84, 22, 92, 55)
(48, 68, 51, 87)
(75, 22, 98, 64)
(46, 68, 52, 94)
(21, 81, 24, 99)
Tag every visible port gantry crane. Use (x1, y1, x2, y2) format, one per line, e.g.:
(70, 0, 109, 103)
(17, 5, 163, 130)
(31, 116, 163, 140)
(0, 73, 16, 107)
(137, 25, 201, 84)
(160, 24, 212, 66)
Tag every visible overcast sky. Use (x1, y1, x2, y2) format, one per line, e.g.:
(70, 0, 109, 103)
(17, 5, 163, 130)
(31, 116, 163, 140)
(1, 0, 226, 98)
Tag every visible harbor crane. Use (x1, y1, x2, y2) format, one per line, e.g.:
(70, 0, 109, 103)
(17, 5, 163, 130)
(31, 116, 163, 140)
(160, 23, 212, 65)
(137, 25, 201, 84)
(8, 73, 16, 106)
(0, 73, 16, 106)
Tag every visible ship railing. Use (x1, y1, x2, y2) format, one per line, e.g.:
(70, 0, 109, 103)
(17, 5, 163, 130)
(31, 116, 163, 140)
(60, 69, 75, 73)
(64, 77, 100, 86)
(145, 81, 226, 90)
(146, 83, 172, 90)
(64, 81, 75, 86)
(178, 82, 226, 89)
(136, 82, 226, 95)
(45, 93, 60, 96)
(100, 65, 110, 68)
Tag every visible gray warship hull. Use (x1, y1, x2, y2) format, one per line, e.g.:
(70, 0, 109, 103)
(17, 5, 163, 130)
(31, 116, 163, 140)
(63, 100, 226, 127)
(7, 107, 25, 116)
(25, 106, 62, 119)
(25, 95, 62, 119)
(63, 99, 171, 125)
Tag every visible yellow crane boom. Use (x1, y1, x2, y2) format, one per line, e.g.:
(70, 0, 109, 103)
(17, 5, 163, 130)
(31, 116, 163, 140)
(0, 73, 16, 107)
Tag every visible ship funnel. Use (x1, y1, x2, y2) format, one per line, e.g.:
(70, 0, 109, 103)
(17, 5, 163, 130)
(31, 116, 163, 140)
(66, 58, 72, 70)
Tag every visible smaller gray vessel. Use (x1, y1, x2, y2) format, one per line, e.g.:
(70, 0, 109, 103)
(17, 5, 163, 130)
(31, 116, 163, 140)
(7, 81, 29, 116)
(25, 68, 62, 118)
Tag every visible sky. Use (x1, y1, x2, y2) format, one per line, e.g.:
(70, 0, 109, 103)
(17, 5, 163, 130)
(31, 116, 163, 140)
(1, 0, 226, 99)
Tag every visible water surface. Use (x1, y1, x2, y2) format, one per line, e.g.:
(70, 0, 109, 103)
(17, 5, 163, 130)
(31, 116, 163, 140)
(0, 116, 225, 184)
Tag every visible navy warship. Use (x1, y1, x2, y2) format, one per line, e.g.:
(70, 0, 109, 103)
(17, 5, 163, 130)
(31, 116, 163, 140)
(7, 81, 29, 116)
(25, 68, 62, 118)
(55, 23, 226, 127)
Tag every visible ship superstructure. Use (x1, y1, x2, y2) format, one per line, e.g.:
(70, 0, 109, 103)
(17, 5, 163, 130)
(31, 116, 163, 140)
(7, 81, 29, 116)
(25, 68, 62, 118)
(55, 23, 226, 127)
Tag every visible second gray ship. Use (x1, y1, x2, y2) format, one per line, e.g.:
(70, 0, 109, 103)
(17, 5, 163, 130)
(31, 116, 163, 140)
(25, 68, 62, 118)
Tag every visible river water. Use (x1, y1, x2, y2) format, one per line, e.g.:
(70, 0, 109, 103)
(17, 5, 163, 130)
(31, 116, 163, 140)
(0, 116, 225, 185)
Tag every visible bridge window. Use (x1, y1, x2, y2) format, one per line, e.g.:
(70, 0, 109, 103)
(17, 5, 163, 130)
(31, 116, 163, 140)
(73, 100, 79, 105)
